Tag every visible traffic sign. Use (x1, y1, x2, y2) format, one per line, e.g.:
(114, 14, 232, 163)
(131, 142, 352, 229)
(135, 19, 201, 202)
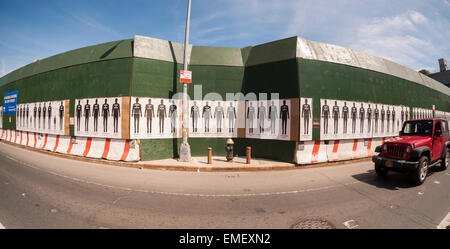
(180, 70, 192, 83)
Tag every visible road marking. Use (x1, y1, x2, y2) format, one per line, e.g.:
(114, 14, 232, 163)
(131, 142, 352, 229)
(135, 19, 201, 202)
(0, 222, 5, 229)
(433, 181, 440, 184)
(343, 220, 359, 229)
(437, 212, 450, 229)
(418, 192, 424, 195)
(0, 152, 362, 198)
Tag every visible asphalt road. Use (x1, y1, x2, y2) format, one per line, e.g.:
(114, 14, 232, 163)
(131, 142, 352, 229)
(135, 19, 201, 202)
(0, 142, 449, 229)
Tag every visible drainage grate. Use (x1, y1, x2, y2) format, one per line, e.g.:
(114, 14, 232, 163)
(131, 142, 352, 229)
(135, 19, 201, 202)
(290, 219, 333, 229)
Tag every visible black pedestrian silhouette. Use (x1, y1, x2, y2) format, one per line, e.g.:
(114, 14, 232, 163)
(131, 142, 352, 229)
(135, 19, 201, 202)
(59, 102, 64, 131)
(322, 100, 330, 135)
(302, 99, 312, 135)
(76, 100, 82, 131)
(145, 99, 154, 134)
(102, 99, 110, 133)
(93, 99, 100, 132)
(112, 99, 120, 134)
(132, 98, 142, 134)
(280, 100, 290, 135)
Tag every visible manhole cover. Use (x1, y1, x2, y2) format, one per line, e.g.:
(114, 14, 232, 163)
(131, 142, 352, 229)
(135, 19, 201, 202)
(290, 219, 333, 229)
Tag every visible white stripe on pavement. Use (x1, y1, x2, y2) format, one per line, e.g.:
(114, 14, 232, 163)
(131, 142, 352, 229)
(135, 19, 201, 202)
(437, 212, 450, 229)
(0, 222, 5, 229)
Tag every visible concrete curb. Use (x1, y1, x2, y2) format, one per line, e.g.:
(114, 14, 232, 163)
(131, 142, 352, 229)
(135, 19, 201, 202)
(0, 139, 372, 172)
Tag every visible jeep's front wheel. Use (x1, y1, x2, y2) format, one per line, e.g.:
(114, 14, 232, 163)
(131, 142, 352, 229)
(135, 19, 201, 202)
(375, 163, 388, 177)
(411, 156, 429, 185)
(440, 148, 449, 171)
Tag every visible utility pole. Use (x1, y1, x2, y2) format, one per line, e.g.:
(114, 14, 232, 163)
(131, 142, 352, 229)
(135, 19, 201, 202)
(179, 0, 192, 162)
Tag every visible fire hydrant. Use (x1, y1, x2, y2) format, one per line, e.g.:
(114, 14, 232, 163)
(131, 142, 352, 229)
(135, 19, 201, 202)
(225, 138, 234, 162)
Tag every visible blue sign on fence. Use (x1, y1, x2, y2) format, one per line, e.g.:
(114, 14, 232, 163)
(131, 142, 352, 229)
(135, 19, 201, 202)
(3, 90, 18, 115)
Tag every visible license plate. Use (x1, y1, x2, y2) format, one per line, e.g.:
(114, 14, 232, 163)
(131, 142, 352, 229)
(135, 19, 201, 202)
(385, 161, 394, 167)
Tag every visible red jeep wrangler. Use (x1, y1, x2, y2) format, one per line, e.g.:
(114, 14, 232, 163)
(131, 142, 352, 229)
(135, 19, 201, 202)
(372, 119, 450, 185)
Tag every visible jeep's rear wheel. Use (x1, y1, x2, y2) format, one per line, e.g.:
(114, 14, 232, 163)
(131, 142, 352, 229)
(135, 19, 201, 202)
(375, 163, 388, 177)
(440, 148, 449, 171)
(411, 156, 429, 185)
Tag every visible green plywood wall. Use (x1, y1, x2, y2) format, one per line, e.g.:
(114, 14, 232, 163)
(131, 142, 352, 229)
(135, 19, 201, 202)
(298, 58, 450, 140)
(243, 59, 299, 99)
(0, 58, 133, 134)
(131, 57, 183, 98)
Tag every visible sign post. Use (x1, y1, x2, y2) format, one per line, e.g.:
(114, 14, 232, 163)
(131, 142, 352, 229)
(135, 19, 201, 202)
(179, 0, 192, 162)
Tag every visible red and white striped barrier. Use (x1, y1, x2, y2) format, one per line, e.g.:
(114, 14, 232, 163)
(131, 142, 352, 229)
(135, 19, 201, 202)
(296, 137, 394, 165)
(296, 140, 328, 164)
(0, 129, 139, 162)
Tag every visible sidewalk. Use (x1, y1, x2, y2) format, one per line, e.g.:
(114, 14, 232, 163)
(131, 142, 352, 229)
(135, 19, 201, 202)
(135, 156, 296, 172)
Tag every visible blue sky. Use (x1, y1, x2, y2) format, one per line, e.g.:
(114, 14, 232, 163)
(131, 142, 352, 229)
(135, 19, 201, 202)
(1, 0, 449, 77)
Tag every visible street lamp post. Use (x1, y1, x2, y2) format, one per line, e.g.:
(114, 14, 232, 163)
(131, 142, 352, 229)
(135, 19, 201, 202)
(179, 0, 192, 162)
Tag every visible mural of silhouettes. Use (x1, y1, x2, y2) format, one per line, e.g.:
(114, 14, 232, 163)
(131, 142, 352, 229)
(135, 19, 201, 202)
(169, 100, 177, 134)
(132, 98, 142, 134)
(257, 101, 266, 133)
(145, 99, 154, 134)
(214, 102, 224, 133)
(75, 97, 121, 138)
(381, 105, 385, 133)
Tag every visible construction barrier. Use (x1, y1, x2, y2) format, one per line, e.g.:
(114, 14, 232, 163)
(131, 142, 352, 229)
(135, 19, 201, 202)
(296, 137, 393, 165)
(0, 129, 139, 162)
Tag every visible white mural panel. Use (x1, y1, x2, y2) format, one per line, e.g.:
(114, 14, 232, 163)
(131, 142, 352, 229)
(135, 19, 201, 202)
(17, 101, 67, 135)
(75, 97, 122, 138)
(300, 98, 313, 141)
(189, 100, 240, 138)
(246, 99, 291, 140)
(130, 97, 181, 139)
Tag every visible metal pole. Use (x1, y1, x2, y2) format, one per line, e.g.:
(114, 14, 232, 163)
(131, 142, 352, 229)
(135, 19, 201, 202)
(179, 0, 192, 162)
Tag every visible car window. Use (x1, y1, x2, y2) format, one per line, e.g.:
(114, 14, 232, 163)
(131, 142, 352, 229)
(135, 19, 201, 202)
(435, 121, 442, 136)
(443, 121, 449, 135)
(402, 120, 433, 136)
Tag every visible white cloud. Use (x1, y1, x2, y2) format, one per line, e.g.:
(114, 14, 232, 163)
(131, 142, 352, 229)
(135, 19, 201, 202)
(343, 10, 445, 71)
